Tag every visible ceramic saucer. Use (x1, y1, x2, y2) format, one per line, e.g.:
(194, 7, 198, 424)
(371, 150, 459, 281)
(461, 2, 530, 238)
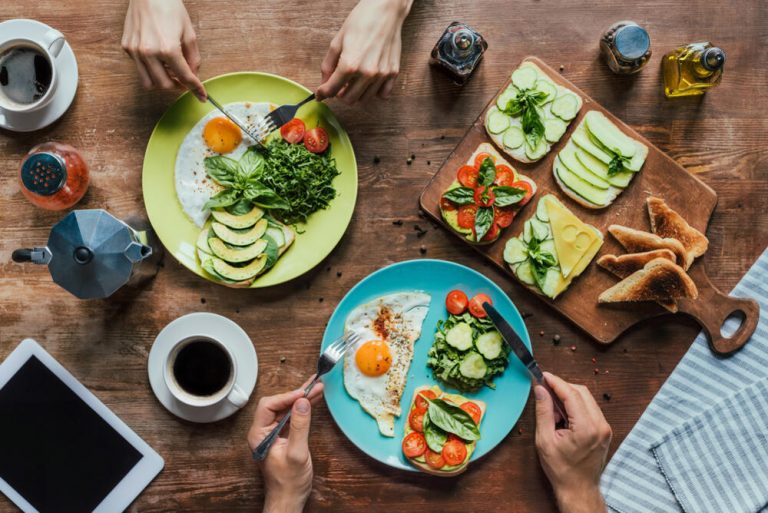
(0, 19, 79, 132)
(148, 312, 258, 423)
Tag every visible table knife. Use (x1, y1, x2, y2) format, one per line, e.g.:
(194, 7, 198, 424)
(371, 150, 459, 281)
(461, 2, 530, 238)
(206, 94, 266, 150)
(483, 302, 568, 427)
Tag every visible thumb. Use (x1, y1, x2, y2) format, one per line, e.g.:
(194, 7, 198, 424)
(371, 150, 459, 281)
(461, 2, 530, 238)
(287, 398, 312, 462)
(534, 385, 555, 446)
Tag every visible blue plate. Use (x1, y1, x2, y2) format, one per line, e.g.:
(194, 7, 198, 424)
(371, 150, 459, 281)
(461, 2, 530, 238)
(322, 259, 531, 471)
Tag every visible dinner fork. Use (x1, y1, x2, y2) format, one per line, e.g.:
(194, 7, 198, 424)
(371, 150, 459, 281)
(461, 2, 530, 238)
(253, 330, 360, 461)
(253, 93, 316, 137)
(206, 94, 270, 147)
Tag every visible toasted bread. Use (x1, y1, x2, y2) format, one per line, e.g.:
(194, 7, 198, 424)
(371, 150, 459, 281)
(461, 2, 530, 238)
(597, 250, 679, 311)
(598, 258, 698, 306)
(646, 197, 708, 268)
(608, 225, 689, 270)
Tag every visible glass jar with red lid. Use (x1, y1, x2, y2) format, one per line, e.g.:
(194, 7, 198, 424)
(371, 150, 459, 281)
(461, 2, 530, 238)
(18, 142, 89, 210)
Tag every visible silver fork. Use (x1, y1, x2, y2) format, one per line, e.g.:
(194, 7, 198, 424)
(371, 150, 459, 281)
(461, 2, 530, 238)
(253, 93, 316, 137)
(207, 94, 270, 147)
(252, 330, 360, 461)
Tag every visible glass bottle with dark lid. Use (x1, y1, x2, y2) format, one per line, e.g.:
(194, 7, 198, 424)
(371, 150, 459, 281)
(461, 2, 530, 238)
(600, 21, 652, 74)
(19, 142, 89, 210)
(430, 22, 488, 85)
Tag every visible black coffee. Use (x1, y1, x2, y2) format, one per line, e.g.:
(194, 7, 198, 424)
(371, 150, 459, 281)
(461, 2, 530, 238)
(0, 46, 52, 105)
(172, 339, 232, 397)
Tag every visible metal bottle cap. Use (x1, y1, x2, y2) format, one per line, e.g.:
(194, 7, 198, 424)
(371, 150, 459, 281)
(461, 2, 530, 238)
(701, 47, 726, 71)
(21, 152, 67, 196)
(614, 25, 650, 61)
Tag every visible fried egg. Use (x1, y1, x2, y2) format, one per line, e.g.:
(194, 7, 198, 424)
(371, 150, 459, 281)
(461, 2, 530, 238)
(175, 102, 272, 227)
(343, 292, 431, 437)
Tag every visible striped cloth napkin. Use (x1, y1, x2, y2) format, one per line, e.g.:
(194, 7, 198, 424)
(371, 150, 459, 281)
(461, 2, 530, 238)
(600, 247, 768, 513)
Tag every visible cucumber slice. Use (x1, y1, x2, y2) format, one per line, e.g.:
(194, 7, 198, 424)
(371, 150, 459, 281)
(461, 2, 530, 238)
(496, 85, 519, 111)
(534, 79, 557, 104)
(551, 94, 580, 121)
(540, 267, 567, 299)
(487, 110, 510, 134)
(525, 137, 548, 161)
(572, 126, 612, 164)
(553, 157, 611, 207)
(575, 148, 634, 188)
(522, 220, 533, 243)
(559, 143, 610, 190)
(445, 322, 473, 351)
(476, 331, 504, 360)
(535, 198, 550, 222)
(626, 141, 648, 172)
(459, 352, 488, 379)
(584, 110, 636, 158)
(529, 218, 551, 241)
(503, 126, 525, 149)
(503, 237, 528, 265)
(544, 118, 568, 143)
(265, 226, 285, 247)
(515, 259, 536, 285)
(539, 239, 557, 261)
(511, 66, 538, 90)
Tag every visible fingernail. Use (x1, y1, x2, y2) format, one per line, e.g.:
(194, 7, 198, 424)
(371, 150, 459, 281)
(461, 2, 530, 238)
(295, 398, 310, 414)
(534, 386, 548, 401)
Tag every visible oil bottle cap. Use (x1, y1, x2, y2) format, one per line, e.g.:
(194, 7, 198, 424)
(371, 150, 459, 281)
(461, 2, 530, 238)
(702, 47, 726, 71)
(614, 25, 650, 61)
(21, 152, 67, 196)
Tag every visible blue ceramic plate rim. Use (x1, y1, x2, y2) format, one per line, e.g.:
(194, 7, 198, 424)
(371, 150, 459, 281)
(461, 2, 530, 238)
(321, 259, 532, 472)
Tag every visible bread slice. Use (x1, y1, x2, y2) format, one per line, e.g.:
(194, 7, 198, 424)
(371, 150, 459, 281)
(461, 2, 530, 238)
(608, 225, 689, 270)
(597, 250, 678, 311)
(598, 258, 698, 305)
(647, 197, 708, 268)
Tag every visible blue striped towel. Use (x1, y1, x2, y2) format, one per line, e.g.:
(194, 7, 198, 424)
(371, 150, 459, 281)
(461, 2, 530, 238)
(600, 247, 768, 513)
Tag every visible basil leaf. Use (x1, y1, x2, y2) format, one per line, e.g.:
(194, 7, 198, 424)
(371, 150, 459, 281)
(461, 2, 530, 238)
(261, 233, 280, 268)
(204, 156, 239, 185)
(531, 259, 549, 291)
(478, 158, 496, 186)
(239, 147, 265, 178)
(226, 198, 254, 216)
(203, 188, 240, 210)
(423, 411, 448, 453)
(442, 187, 475, 206)
(474, 206, 494, 242)
(492, 186, 526, 207)
(608, 155, 629, 177)
(244, 181, 290, 210)
(426, 398, 480, 441)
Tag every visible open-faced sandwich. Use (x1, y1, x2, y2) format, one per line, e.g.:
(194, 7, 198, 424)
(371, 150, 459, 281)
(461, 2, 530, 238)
(485, 61, 583, 163)
(401, 385, 485, 476)
(440, 143, 536, 244)
(553, 111, 648, 208)
(503, 194, 603, 299)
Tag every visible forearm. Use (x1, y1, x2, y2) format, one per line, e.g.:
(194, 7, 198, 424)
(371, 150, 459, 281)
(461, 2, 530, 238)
(556, 486, 606, 513)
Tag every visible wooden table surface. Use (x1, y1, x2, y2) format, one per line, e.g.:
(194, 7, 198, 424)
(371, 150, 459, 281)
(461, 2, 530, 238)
(1, 0, 766, 511)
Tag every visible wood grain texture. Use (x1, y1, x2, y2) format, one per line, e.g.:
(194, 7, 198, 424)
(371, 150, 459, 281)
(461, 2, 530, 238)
(1, 0, 767, 512)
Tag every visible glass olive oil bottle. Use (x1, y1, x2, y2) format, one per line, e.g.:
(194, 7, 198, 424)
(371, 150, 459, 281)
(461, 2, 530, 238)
(662, 42, 725, 97)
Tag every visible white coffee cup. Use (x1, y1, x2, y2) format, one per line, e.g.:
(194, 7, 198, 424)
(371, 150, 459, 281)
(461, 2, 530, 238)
(163, 336, 248, 409)
(0, 27, 65, 114)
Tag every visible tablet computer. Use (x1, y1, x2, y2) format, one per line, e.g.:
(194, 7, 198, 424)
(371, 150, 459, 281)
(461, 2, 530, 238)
(0, 339, 164, 513)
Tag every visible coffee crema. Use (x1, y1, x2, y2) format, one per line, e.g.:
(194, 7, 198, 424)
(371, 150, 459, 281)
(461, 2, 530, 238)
(0, 46, 52, 106)
(171, 339, 232, 397)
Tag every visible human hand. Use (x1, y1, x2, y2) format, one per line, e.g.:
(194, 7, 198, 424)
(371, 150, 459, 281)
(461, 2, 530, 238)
(534, 372, 611, 513)
(316, 0, 413, 103)
(121, 0, 206, 101)
(247, 378, 325, 513)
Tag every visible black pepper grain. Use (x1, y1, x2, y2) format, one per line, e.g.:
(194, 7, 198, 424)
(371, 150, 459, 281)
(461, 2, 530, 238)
(553, 334, 561, 344)
(373, 156, 380, 164)
(419, 245, 427, 254)
(392, 220, 403, 226)
(200, 298, 206, 304)
(603, 393, 612, 401)
(336, 271, 342, 277)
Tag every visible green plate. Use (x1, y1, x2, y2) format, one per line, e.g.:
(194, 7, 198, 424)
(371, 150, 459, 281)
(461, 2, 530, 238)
(142, 72, 357, 287)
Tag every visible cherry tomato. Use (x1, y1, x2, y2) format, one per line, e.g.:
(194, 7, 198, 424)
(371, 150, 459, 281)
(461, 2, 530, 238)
(494, 164, 516, 186)
(473, 186, 496, 207)
(469, 293, 492, 318)
(442, 438, 468, 466)
(446, 290, 469, 315)
(481, 221, 500, 242)
(457, 165, 479, 188)
(474, 152, 496, 169)
(415, 390, 437, 412)
(457, 205, 477, 229)
(460, 402, 482, 425)
(440, 197, 457, 212)
(495, 206, 515, 228)
(304, 127, 329, 153)
(280, 118, 305, 144)
(509, 180, 534, 206)
(409, 410, 425, 433)
(425, 449, 446, 469)
(402, 432, 427, 458)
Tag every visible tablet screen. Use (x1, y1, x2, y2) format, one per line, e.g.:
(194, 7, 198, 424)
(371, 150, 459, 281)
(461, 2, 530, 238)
(0, 356, 143, 513)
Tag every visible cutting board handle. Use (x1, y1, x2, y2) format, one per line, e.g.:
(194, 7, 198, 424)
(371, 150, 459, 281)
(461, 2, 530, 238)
(677, 267, 760, 355)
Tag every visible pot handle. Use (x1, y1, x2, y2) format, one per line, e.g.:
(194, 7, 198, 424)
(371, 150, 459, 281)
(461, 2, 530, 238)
(12, 248, 52, 264)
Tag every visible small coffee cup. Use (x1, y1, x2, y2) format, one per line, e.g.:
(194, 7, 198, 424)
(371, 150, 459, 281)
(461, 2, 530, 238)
(163, 335, 248, 409)
(0, 27, 65, 116)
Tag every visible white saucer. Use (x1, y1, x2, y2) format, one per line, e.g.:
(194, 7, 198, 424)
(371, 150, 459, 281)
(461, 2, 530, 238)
(148, 312, 258, 423)
(0, 19, 79, 133)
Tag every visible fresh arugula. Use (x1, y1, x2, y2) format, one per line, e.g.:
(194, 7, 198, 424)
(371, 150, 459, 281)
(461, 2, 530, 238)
(608, 154, 631, 177)
(503, 89, 548, 148)
(474, 206, 494, 241)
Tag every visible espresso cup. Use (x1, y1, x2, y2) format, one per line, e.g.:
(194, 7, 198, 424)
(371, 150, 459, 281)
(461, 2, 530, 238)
(0, 27, 65, 114)
(163, 335, 248, 409)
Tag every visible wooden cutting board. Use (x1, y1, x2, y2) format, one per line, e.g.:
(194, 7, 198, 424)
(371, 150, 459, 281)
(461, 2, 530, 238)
(420, 56, 758, 354)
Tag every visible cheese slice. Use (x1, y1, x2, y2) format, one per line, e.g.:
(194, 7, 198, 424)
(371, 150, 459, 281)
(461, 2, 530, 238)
(545, 195, 602, 278)
(552, 226, 603, 296)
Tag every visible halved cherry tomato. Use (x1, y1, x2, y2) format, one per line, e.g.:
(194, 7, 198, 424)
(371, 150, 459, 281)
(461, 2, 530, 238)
(481, 221, 500, 242)
(304, 127, 329, 153)
(425, 449, 446, 469)
(280, 118, 306, 144)
(509, 180, 534, 206)
(473, 186, 496, 207)
(415, 390, 437, 412)
(474, 152, 496, 169)
(402, 432, 427, 458)
(495, 206, 515, 228)
(440, 197, 457, 212)
(469, 293, 492, 318)
(494, 164, 516, 186)
(446, 289, 469, 315)
(457, 205, 477, 229)
(442, 438, 468, 466)
(460, 402, 483, 425)
(409, 409, 425, 432)
(457, 165, 479, 188)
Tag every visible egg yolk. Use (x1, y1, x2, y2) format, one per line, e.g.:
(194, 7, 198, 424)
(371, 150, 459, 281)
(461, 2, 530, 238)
(355, 340, 392, 377)
(203, 117, 242, 153)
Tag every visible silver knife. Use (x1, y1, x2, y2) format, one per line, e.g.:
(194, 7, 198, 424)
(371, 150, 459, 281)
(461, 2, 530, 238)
(206, 94, 267, 150)
(483, 302, 569, 428)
